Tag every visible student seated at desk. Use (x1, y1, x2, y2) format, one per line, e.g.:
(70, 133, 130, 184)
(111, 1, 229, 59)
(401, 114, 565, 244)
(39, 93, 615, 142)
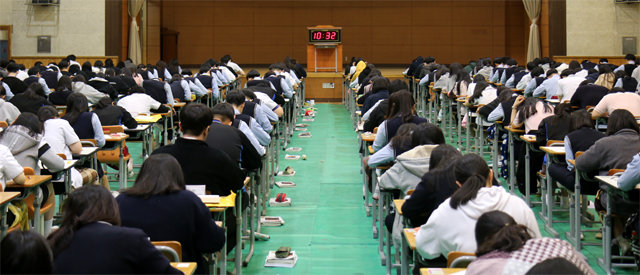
(117, 154, 225, 275)
(0, 113, 64, 235)
(415, 154, 541, 262)
(241, 88, 280, 122)
(48, 75, 73, 105)
(360, 77, 390, 114)
(1, 230, 54, 274)
(38, 106, 100, 189)
(226, 91, 271, 146)
(208, 103, 263, 170)
(548, 110, 605, 195)
(22, 66, 52, 96)
(236, 88, 273, 133)
(372, 91, 428, 151)
(9, 83, 54, 114)
(117, 85, 170, 117)
(575, 109, 640, 253)
(140, 76, 175, 107)
(522, 67, 545, 96)
(0, 144, 26, 190)
(569, 80, 609, 110)
(534, 103, 571, 147)
(152, 103, 244, 253)
(93, 97, 138, 129)
(71, 75, 108, 105)
(362, 80, 408, 130)
(595, 64, 616, 90)
(510, 96, 554, 194)
(532, 69, 560, 99)
(48, 185, 180, 274)
(591, 87, 640, 119)
(465, 210, 594, 275)
(245, 70, 285, 108)
(167, 74, 193, 103)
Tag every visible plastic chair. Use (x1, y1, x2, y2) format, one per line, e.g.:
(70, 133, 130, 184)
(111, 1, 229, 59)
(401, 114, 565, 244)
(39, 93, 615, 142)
(447, 251, 476, 268)
(0, 121, 8, 129)
(22, 167, 55, 224)
(152, 241, 182, 262)
(97, 126, 130, 166)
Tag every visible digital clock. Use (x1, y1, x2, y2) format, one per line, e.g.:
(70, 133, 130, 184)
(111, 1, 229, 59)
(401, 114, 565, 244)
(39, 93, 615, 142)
(308, 29, 341, 43)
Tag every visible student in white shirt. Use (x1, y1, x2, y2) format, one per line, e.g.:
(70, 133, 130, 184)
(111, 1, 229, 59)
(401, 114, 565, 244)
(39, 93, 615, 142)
(415, 154, 541, 260)
(0, 144, 26, 190)
(117, 86, 170, 117)
(557, 69, 586, 102)
(221, 55, 245, 77)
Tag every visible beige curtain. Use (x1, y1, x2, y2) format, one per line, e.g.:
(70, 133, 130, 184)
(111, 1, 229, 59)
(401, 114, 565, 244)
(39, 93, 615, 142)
(128, 0, 145, 64)
(522, 0, 541, 62)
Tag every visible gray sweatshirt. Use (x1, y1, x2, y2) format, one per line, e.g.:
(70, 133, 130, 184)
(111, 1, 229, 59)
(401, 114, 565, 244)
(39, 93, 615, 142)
(0, 125, 64, 174)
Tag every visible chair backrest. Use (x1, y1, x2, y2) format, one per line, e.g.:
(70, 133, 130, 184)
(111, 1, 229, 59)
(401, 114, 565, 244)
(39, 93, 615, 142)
(447, 251, 476, 268)
(0, 121, 8, 129)
(609, 169, 625, 176)
(546, 140, 563, 146)
(373, 127, 378, 134)
(23, 167, 35, 175)
(102, 125, 124, 134)
(575, 151, 584, 159)
(152, 241, 182, 262)
(407, 189, 414, 196)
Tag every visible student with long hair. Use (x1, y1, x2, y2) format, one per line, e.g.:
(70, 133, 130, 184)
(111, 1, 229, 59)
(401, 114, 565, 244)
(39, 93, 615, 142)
(48, 75, 74, 105)
(595, 64, 616, 90)
(117, 154, 225, 274)
(535, 103, 572, 146)
(362, 80, 408, 132)
(465, 211, 594, 275)
(9, 83, 53, 114)
(48, 185, 180, 274)
(415, 154, 540, 260)
(372, 90, 428, 151)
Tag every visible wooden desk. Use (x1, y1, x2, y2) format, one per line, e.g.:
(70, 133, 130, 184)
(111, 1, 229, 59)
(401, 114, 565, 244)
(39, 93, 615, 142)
(6, 175, 52, 234)
(401, 228, 418, 275)
(539, 145, 566, 238)
(520, 134, 538, 206)
(420, 268, 466, 275)
(0, 192, 21, 238)
(595, 175, 639, 273)
(170, 262, 197, 275)
(394, 199, 405, 216)
(361, 133, 376, 142)
(104, 133, 130, 190)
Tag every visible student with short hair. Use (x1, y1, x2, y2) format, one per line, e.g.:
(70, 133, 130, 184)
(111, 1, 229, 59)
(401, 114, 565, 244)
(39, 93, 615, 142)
(117, 154, 226, 275)
(235, 88, 272, 133)
(140, 76, 175, 106)
(415, 154, 541, 260)
(208, 103, 263, 170)
(465, 211, 594, 275)
(117, 85, 170, 117)
(221, 54, 245, 77)
(48, 75, 74, 105)
(93, 97, 138, 129)
(241, 87, 281, 121)
(167, 74, 193, 102)
(71, 75, 108, 104)
(48, 185, 181, 274)
(522, 67, 545, 96)
(23, 66, 52, 96)
(532, 69, 560, 98)
(1, 230, 54, 274)
(1, 62, 27, 94)
(9, 83, 54, 114)
(226, 91, 271, 146)
(362, 79, 408, 132)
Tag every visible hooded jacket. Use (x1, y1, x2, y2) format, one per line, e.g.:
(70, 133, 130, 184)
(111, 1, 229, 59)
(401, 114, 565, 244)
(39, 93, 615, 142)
(415, 186, 541, 259)
(379, 145, 436, 196)
(0, 125, 64, 174)
(0, 98, 20, 123)
(72, 82, 108, 104)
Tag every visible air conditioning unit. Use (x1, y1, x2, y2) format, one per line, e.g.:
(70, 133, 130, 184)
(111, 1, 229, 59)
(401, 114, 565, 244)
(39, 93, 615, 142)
(31, 0, 60, 6)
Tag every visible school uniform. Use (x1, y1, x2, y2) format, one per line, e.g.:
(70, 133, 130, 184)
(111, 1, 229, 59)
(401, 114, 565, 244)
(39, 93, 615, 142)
(372, 115, 429, 151)
(0, 98, 20, 123)
(206, 120, 262, 170)
(569, 84, 608, 110)
(52, 222, 181, 274)
(72, 82, 108, 104)
(557, 76, 585, 101)
(1, 76, 27, 94)
(117, 190, 226, 275)
(93, 105, 138, 129)
(9, 93, 54, 114)
(87, 77, 118, 100)
(362, 89, 389, 114)
(593, 92, 640, 117)
(142, 80, 174, 106)
(48, 88, 73, 105)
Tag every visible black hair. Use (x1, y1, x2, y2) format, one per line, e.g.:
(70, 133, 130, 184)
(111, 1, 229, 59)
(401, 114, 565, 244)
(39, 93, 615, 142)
(47, 185, 121, 257)
(104, 68, 116, 77)
(517, 97, 553, 124)
(226, 90, 247, 106)
(24, 82, 47, 100)
(568, 60, 581, 70)
(560, 69, 573, 78)
(62, 93, 90, 125)
(168, 74, 182, 84)
(388, 79, 408, 94)
(72, 74, 86, 83)
(181, 69, 192, 76)
(386, 90, 415, 123)
(123, 154, 185, 198)
(1, 113, 43, 139)
(450, 154, 490, 209)
(179, 103, 212, 136)
(569, 109, 593, 132)
(429, 144, 462, 169)
(625, 54, 636, 61)
(241, 88, 256, 100)
(599, 58, 609, 63)
(607, 109, 639, 136)
(221, 54, 231, 64)
(6, 62, 19, 73)
(68, 64, 80, 75)
(66, 54, 77, 61)
(546, 68, 558, 77)
(27, 66, 40, 76)
(211, 102, 235, 122)
(199, 64, 212, 74)
(390, 123, 418, 156)
(530, 67, 544, 78)
(37, 106, 59, 122)
(496, 87, 514, 103)
(81, 62, 92, 73)
(104, 58, 114, 68)
(475, 210, 531, 256)
(469, 74, 489, 102)
(94, 97, 113, 110)
(1, 230, 53, 274)
(525, 257, 583, 275)
(551, 103, 571, 124)
(130, 85, 145, 94)
(526, 62, 537, 71)
(371, 77, 390, 93)
(411, 122, 445, 147)
(246, 69, 261, 79)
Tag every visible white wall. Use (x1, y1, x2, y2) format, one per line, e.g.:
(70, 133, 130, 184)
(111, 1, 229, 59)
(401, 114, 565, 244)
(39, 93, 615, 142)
(6, 0, 105, 57)
(567, 0, 640, 56)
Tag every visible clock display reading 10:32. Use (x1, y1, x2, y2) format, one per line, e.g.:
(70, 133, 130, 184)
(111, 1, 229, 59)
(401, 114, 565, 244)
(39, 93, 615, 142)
(309, 30, 341, 43)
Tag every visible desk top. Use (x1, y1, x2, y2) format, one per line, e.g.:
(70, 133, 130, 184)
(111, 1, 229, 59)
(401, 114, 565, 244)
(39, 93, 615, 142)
(504, 126, 525, 133)
(540, 146, 566, 155)
(170, 262, 197, 275)
(362, 133, 376, 142)
(0, 192, 20, 204)
(520, 134, 536, 143)
(203, 192, 236, 210)
(173, 102, 187, 108)
(403, 228, 417, 250)
(420, 268, 466, 275)
(104, 133, 129, 142)
(64, 160, 77, 170)
(134, 115, 162, 124)
(77, 147, 99, 156)
(394, 199, 405, 216)
(6, 175, 52, 188)
(595, 175, 640, 190)
(125, 124, 152, 132)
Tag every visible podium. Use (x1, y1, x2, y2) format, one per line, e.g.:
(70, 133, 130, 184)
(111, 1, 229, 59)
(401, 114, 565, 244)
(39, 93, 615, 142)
(306, 25, 342, 73)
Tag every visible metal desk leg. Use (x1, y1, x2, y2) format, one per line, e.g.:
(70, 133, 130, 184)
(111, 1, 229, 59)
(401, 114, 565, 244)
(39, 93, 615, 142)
(33, 187, 43, 234)
(544, 155, 559, 237)
(235, 192, 243, 275)
(525, 143, 531, 206)
(598, 190, 612, 274)
(219, 211, 227, 274)
(1, 203, 10, 238)
(401, 231, 409, 275)
(492, 127, 500, 180)
(508, 131, 516, 193)
(118, 141, 126, 190)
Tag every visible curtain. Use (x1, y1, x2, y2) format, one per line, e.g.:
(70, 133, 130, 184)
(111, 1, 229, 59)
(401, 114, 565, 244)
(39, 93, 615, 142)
(128, 0, 145, 65)
(522, 0, 541, 62)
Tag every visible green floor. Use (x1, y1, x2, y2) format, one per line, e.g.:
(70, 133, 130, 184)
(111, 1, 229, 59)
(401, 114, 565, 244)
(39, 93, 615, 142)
(107, 103, 636, 274)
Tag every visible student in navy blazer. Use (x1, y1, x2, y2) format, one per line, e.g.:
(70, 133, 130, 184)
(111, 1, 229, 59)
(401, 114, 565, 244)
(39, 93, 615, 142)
(48, 185, 180, 274)
(117, 154, 226, 274)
